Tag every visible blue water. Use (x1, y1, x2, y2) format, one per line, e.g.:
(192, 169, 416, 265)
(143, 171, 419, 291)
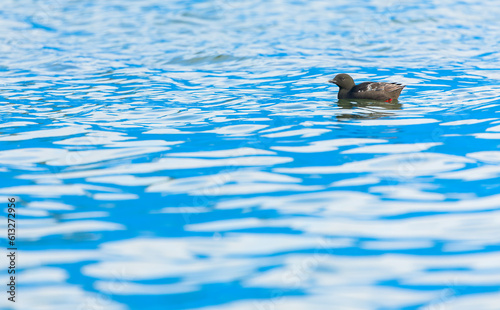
(1, 0, 500, 309)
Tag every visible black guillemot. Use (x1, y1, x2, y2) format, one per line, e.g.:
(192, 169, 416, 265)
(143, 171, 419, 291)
(329, 73, 405, 102)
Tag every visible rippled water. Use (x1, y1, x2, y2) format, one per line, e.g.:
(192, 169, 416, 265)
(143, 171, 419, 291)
(1, 0, 500, 309)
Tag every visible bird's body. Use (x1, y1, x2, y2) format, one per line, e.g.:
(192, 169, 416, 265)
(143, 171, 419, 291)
(329, 74, 405, 101)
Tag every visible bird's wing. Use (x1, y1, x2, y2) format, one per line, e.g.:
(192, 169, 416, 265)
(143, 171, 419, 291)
(351, 82, 405, 99)
(381, 83, 406, 95)
(354, 82, 404, 93)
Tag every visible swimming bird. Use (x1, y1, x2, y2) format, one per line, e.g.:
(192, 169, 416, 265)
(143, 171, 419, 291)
(329, 73, 405, 102)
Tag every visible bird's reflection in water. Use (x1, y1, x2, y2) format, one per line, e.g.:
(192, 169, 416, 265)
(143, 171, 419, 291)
(334, 99, 402, 120)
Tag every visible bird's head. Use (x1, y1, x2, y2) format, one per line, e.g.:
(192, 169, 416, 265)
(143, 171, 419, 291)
(328, 73, 355, 89)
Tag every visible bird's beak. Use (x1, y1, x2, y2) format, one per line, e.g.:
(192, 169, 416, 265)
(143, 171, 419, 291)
(328, 78, 338, 85)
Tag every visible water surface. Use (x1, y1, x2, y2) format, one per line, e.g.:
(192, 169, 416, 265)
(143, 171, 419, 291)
(1, 0, 500, 309)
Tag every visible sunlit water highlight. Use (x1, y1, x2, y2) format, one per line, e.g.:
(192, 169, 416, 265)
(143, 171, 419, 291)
(1, 0, 500, 309)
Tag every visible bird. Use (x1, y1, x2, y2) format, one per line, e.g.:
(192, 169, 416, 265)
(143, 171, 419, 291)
(329, 73, 405, 102)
